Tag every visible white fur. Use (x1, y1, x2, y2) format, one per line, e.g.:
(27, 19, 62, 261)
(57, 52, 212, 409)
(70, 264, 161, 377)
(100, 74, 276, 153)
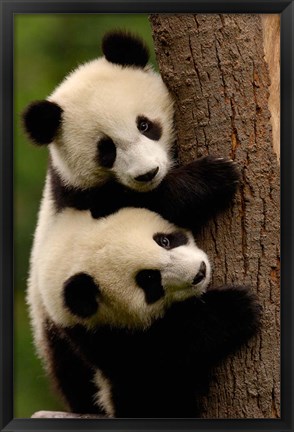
(93, 369, 115, 417)
(26, 175, 58, 358)
(115, 139, 170, 191)
(32, 207, 211, 331)
(25, 47, 205, 408)
(26, 52, 175, 360)
(48, 57, 174, 191)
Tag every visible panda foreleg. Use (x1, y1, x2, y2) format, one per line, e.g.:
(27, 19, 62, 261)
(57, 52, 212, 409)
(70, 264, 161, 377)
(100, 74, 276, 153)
(154, 156, 240, 230)
(187, 286, 262, 364)
(158, 286, 261, 369)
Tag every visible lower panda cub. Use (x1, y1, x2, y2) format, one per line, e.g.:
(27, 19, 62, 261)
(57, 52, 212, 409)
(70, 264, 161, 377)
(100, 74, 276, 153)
(29, 208, 261, 418)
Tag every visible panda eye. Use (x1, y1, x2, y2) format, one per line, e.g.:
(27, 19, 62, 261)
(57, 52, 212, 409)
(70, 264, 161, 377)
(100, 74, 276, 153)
(160, 236, 170, 248)
(136, 115, 162, 141)
(138, 119, 150, 133)
(153, 232, 188, 250)
(153, 234, 170, 249)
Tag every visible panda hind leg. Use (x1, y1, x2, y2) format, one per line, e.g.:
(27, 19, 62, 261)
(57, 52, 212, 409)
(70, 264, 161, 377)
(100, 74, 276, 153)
(43, 319, 102, 415)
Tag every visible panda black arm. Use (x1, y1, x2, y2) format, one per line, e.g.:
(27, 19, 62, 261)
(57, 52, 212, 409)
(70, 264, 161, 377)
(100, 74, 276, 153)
(157, 286, 262, 367)
(150, 156, 240, 231)
(64, 286, 261, 371)
(48, 154, 240, 226)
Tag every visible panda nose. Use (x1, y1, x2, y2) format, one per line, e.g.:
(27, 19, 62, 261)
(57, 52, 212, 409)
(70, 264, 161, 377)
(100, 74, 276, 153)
(134, 167, 159, 182)
(192, 262, 207, 285)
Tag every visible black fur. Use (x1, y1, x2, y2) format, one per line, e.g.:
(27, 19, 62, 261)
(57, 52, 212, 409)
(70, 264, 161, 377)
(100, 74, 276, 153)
(193, 262, 206, 285)
(58, 285, 261, 417)
(63, 273, 100, 318)
(49, 161, 93, 212)
(137, 116, 162, 141)
(49, 156, 240, 233)
(23, 100, 63, 145)
(134, 167, 159, 183)
(97, 137, 117, 168)
(135, 270, 164, 304)
(153, 231, 188, 250)
(102, 31, 149, 68)
(44, 319, 102, 414)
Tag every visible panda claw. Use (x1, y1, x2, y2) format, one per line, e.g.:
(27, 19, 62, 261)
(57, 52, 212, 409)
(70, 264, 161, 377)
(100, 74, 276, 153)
(215, 157, 235, 164)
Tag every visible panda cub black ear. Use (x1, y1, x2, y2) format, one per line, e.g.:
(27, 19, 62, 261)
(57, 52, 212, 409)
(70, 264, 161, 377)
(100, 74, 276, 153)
(63, 273, 100, 319)
(102, 30, 149, 68)
(22, 100, 63, 145)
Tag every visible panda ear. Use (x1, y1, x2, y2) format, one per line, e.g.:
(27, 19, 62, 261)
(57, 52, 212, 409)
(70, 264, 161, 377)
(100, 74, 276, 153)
(22, 100, 63, 145)
(63, 273, 100, 319)
(102, 30, 149, 68)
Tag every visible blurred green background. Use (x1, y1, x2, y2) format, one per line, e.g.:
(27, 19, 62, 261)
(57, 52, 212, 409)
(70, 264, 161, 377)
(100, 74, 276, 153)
(14, 14, 156, 418)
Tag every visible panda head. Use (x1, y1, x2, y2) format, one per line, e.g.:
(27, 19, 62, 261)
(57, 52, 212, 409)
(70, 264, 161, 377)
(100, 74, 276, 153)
(22, 31, 174, 192)
(39, 208, 211, 330)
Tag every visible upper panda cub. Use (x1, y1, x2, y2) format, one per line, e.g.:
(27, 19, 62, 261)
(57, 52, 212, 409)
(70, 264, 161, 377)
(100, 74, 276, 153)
(22, 30, 239, 228)
(32, 208, 261, 418)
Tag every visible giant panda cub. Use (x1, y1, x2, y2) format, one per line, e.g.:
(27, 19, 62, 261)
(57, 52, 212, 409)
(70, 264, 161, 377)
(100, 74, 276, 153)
(31, 207, 261, 418)
(23, 30, 240, 229)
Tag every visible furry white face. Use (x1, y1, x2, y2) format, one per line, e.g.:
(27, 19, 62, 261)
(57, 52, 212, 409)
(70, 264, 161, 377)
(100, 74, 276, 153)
(50, 59, 174, 191)
(23, 32, 174, 192)
(37, 208, 211, 330)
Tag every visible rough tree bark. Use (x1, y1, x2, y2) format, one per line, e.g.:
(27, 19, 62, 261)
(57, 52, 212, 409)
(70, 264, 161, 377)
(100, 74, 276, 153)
(150, 14, 280, 419)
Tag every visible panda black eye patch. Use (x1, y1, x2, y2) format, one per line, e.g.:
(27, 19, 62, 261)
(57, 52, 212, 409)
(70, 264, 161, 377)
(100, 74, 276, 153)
(136, 116, 162, 141)
(153, 231, 188, 250)
(63, 272, 100, 318)
(97, 137, 117, 168)
(135, 270, 164, 304)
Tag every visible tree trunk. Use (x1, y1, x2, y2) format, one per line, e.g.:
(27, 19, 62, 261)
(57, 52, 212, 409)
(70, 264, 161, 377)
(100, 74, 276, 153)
(150, 13, 280, 419)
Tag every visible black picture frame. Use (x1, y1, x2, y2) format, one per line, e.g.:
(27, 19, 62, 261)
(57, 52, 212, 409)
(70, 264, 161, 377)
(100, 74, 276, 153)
(1, 0, 293, 431)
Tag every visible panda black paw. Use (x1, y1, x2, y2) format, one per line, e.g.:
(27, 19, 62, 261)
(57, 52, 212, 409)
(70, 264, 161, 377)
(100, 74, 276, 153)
(203, 285, 262, 340)
(187, 155, 241, 218)
(194, 155, 240, 190)
(156, 155, 241, 231)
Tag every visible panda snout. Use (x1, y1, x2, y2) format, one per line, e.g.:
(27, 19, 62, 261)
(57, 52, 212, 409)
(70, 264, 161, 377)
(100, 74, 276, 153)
(134, 166, 159, 183)
(192, 261, 207, 285)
